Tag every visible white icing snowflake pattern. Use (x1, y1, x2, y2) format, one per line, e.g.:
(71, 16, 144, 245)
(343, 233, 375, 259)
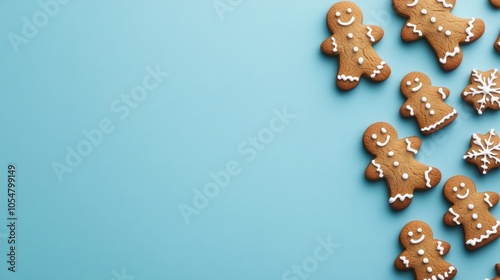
(462, 69, 500, 115)
(464, 129, 500, 175)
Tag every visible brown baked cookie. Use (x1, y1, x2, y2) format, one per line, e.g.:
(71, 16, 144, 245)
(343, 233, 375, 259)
(443, 176, 500, 250)
(392, 0, 485, 71)
(400, 72, 457, 135)
(363, 122, 441, 210)
(320, 1, 391, 90)
(463, 129, 500, 175)
(492, 0, 500, 8)
(495, 33, 500, 53)
(461, 69, 500, 115)
(492, 264, 500, 280)
(395, 221, 457, 280)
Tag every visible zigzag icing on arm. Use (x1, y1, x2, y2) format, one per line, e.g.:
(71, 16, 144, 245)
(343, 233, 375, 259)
(465, 18, 475, 42)
(485, 193, 494, 207)
(449, 208, 461, 225)
(437, 241, 444, 255)
(330, 36, 338, 52)
(438, 88, 447, 100)
(399, 256, 410, 268)
(466, 220, 500, 246)
(439, 46, 460, 64)
(437, 0, 453, 8)
(405, 138, 418, 155)
(337, 74, 359, 82)
(406, 23, 423, 37)
(371, 160, 383, 178)
(366, 26, 375, 42)
(406, 105, 415, 116)
(421, 109, 457, 132)
(389, 193, 414, 203)
(424, 167, 433, 188)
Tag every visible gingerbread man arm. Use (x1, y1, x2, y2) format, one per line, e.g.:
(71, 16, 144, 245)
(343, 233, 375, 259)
(401, 20, 423, 42)
(436, 240, 451, 256)
(395, 252, 412, 270)
(321, 35, 339, 56)
(437, 0, 456, 9)
(366, 159, 383, 181)
(400, 102, 415, 118)
(365, 25, 384, 44)
(444, 207, 461, 227)
(404, 136, 422, 152)
(484, 192, 499, 208)
(434, 86, 450, 100)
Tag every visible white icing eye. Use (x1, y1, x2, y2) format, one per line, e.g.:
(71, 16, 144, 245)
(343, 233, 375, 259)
(335, 11, 341, 17)
(347, 8, 352, 13)
(417, 228, 422, 233)
(415, 78, 420, 82)
(372, 134, 377, 140)
(460, 183, 465, 188)
(406, 81, 412, 86)
(453, 187, 458, 192)
(408, 231, 413, 237)
(381, 128, 387, 134)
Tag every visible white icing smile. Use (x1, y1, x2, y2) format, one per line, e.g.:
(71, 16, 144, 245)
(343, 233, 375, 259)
(407, 0, 419, 7)
(412, 83, 423, 92)
(410, 235, 425, 244)
(338, 17, 355, 26)
(457, 189, 469, 200)
(376, 136, 390, 147)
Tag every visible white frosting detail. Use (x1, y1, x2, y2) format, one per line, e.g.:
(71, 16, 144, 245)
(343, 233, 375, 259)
(337, 75, 359, 82)
(485, 193, 494, 207)
(437, 0, 454, 8)
(462, 69, 500, 115)
(457, 189, 470, 200)
(366, 26, 376, 43)
(424, 167, 433, 188)
(466, 220, 500, 246)
(400, 256, 410, 268)
(437, 241, 444, 255)
(406, 105, 415, 116)
(405, 138, 418, 154)
(420, 109, 457, 132)
(338, 17, 355, 26)
(410, 235, 425, 244)
(439, 46, 460, 64)
(424, 266, 456, 280)
(376, 135, 390, 147)
(463, 129, 500, 174)
(406, 23, 423, 37)
(330, 36, 338, 52)
(449, 208, 461, 225)
(370, 61, 386, 78)
(465, 18, 475, 42)
(358, 57, 364, 65)
(389, 193, 413, 203)
(438, 88, 447, 100)
(372, 160, 383, 178)
(412, 82, 423, 92)
(407, 0, 419, 7)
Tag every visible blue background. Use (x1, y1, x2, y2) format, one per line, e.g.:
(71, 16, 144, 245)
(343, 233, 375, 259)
(0, 0, 500, 279)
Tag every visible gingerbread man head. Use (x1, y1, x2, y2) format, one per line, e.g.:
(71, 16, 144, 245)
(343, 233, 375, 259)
(363, 122, 398, 155)
(443, 176, 476, 204)
(399, 220, 432, 248)
(326, 1, 363, 33)
(400, 72, 432, 98)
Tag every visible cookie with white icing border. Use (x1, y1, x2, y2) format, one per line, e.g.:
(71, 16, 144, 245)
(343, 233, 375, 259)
(464, 129, 500, 175)
(461, 69, 500, 115)
(392, 0, 485, 71)
(443, 176, 500, 250)
(400, 72, 457, 135)
(363, 122, 441, 210)
(320, 1, 391, 90)
(395, 220, 457, 280)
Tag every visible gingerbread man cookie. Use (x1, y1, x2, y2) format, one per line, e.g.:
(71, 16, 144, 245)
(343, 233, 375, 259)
(400, 72, 457, 135)
(363, 122, 441, 210)
(392, 0, 485, 71)
(395, 221, 457, 280)
(462, 69, 500, 115)
(321, 1, 391, 90)
(443, 176, 500, 250)
(464, 129, 500, 175)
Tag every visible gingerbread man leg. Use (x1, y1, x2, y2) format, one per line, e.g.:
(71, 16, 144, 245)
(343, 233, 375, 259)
(336, 60, 363, 90)
(432, 42, 464, 71)
(364, 58, 391, 83)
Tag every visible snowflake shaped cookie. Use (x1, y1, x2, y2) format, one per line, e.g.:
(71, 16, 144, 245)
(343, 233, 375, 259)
(464, 129, 500, 175)
(461, 69, 500, 115)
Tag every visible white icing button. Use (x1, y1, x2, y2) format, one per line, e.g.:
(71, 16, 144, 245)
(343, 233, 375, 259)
(335, 12, 341, 17)
(348, 33, 353, 38)
(358, 57, 364, 65)
(421, 97, 427, 102)
(430, 17, 436, 23)
(426, 103, 431, 109)
(421, 9, 427, 15)
(353, 46, 359, 52)
(472, 213, 478, 220)
(453, 187, 458, 192)
(388, 151, 394, 157)
(469, 204, 474, 210)
(402, 173, 409, 180)
(372, 134, 377, 140)
(423, 258, 429, 264)
(430, 110, 435, 116)
(427, 267, 433, 273)
(394, 161, 400, 167)
(445, 30, 451, 36)
(460, 183, 465, 188)
(477, 223, 483, 229)
(438, 26, 443, 32)
(418, 249, 424, 255)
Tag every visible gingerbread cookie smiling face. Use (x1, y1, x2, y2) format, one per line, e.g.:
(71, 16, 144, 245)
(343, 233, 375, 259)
(363, 122, 441, 210)
(392, 0, 485, 71)
(321, 1, 391, 90)
(395, 221, 457, 280)
(443, 176, 500, 250)
(400, 72, 457, 135)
